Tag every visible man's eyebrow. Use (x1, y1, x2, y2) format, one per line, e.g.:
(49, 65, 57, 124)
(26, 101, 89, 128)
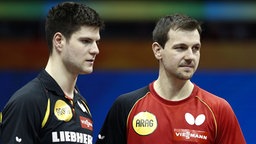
(194, 43, 201, 47)
(78, 37, 91, 39)
(79, 37, 100, 41)
(172, 43, 201, 48)
(173, 43, 187, 47)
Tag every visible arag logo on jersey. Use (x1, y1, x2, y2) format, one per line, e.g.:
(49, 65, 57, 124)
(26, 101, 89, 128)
(54, 100, 73, 122)
(132, 111, 157, 135)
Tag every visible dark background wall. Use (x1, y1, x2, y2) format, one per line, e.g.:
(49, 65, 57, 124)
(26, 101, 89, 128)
(0, 1, 255, 143)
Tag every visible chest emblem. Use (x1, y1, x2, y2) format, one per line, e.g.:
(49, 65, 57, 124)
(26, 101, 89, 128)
(80, 116, 93, 131)
(54, 100, 73, 122)
(185, 113, 205, 126)
(132, 111, 157, 135)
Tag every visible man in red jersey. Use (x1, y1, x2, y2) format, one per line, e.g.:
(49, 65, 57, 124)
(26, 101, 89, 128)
(96, 13, 246, 144)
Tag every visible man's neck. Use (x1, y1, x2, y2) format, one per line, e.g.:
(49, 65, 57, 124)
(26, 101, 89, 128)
(45, 58, 77, 99)
(153, 77, 194, 101)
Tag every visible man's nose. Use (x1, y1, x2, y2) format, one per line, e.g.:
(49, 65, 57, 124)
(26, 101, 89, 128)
(184, 48, 194, 59)
(90, 42, 99, 54)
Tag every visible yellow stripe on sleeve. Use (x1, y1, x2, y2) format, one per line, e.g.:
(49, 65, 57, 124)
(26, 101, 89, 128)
(41, 98, 50, 128)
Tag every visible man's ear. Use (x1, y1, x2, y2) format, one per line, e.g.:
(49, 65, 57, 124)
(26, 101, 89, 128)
(152, 42, 163, 60)
(53, 32, 63, 52)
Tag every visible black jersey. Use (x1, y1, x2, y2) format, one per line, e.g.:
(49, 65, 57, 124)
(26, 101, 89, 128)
(0, 70, 93, 144)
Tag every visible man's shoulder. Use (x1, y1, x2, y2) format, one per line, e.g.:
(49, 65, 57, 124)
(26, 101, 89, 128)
(195, 86, 230, 108)
(10, 77, 46, 103)
(107, 85, 150, 118)
(2, 76, 48, 117)
(118, 86, 150, 101)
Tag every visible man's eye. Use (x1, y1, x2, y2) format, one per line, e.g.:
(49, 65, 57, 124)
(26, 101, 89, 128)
(192, 46, 200, 51)
(175, 46, 186, 50)
(81, 39, 91, 44)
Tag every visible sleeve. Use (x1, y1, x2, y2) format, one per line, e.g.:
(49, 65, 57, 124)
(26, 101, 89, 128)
(96, 96, 128, 144)
(96, 86, 149, 144)
(215, 99, 246, 144)
(1, 88, 47, 143)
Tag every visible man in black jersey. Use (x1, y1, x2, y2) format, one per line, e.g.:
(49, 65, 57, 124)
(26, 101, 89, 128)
(0, 2, 104, 143)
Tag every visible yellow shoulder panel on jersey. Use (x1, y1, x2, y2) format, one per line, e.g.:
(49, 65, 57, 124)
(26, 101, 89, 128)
(0, 112, 2, 123)
(41, 98, 50, 128)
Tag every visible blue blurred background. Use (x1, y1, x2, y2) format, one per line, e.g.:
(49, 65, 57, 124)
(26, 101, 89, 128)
(0, 0, 255, 143)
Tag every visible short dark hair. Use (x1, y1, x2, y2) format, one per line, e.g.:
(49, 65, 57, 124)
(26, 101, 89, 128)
(45, 2, 104, 53)
(152, 13, 202, 48)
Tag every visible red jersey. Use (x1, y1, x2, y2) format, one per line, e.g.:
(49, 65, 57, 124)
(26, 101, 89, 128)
(96, 82, 246, 144)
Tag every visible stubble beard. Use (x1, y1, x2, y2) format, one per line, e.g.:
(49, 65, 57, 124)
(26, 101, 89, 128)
(176, 70, 195, 80)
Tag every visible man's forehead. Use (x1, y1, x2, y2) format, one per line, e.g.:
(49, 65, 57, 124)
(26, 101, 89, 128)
(167, 29, 200, 45)
(72, 26, 100, 39)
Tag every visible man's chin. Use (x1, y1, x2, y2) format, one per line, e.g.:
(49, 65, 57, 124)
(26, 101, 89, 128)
(177, 72, 193, 80)
(80, 69, 93, 75)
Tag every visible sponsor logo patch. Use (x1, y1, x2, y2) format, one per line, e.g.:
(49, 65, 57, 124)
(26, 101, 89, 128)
(54, 100, 73, 122)
(174, 129, 208, 143)
(15, 136, 22, 143)
(173, 113, 208, 143)
(132, 111, 157, 135)
(80, 116, 93, 131)
(185, 113, 205, 126)
(52, 131, 92, 144)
